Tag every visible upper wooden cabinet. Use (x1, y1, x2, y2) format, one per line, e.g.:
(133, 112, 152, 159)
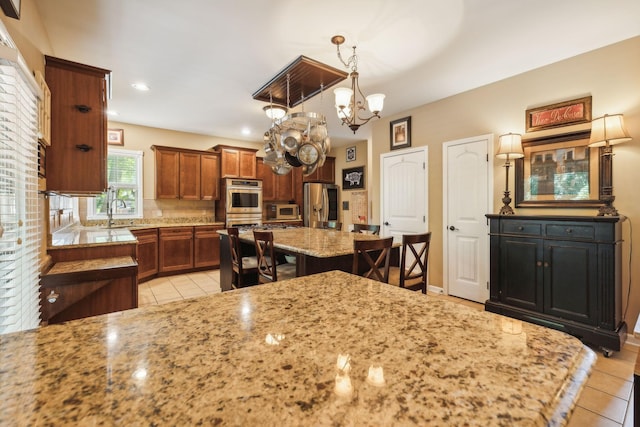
(200, 153, 221, 200)
(257, 157, 300, 202)
(35, 70, 51, 146)
(214, 145, 257, 178)
(152, 146, 220, 200)
(303, 156, 335, 184)
(45, 56, 110, 194)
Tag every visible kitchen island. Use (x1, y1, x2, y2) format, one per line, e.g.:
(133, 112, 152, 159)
(1, 270, 594, 426)
(219, 226, 398, 291)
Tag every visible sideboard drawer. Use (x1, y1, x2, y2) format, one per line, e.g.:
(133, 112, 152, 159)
(545, 223, 595, 240)
(501, 221, 542, 236)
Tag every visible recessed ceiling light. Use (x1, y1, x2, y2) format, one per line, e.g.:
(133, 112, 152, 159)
(131, 83, 150, 91)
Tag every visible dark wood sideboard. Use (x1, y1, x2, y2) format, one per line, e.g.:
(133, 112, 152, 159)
(486, 214, 626, 356)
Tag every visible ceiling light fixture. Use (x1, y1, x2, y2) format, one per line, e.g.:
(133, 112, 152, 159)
(262, 104, 287, 120)
(331, 35, 385, 134)
(131, 83, 149, 91)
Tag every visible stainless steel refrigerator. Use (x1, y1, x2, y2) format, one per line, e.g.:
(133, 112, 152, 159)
(303, 183, 340, 228)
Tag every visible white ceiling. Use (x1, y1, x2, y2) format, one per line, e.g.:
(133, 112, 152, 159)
(33, 0, 640, 147)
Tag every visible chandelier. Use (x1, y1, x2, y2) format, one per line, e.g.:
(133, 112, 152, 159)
(331, 35, 385, 133)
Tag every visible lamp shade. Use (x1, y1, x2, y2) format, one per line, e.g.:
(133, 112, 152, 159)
(366, 93, 385, 113)
(263, 105, 287, 120)
(496, 133, 524, 159)
(588, 114, 632, 147)
(334, 87, 353, 109)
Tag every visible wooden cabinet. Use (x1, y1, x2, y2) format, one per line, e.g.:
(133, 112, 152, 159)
(41, 257, 138, 325)
(303, 156, 335, 184)
(257, 157, 300, 202)
(154, 147, 180, 198)
(215, 145, 257, 178)
(153, 146, 220, 200)
(36, 70, 51, 146)
(43, 243, 138, 324)
(45, 56, 110, 194)
(194, 225, 223, 268)
(486, 215, 626, 353)
(159, 227, 194, 273)
(179, 151, 201, 200)
(201, 153, 221, 200)
(131, 228, 159, 282)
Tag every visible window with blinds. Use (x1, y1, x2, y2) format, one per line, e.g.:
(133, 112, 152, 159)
(87, 148, 143, 219)
(0, 31, 41, 334)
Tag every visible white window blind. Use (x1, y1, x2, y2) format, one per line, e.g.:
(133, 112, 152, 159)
(0, 25, 41, 334)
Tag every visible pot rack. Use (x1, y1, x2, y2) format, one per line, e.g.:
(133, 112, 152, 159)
(252, 55, 347, 108)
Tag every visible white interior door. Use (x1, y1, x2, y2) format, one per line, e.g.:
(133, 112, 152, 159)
(443, 135, 492, 303)
(381, 147, 428, 241)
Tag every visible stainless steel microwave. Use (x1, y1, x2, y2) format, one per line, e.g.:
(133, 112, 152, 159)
(267, 203, 299, 220)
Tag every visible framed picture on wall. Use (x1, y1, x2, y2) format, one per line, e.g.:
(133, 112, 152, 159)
(515, 130, 606, 208)
(342, 166, 365, 190)
(346, 146, 356, 162)
(390, 116, 411, 150)
(107, 128, 124, 146)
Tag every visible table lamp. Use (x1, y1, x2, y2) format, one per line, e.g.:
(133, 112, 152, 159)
(588, 114, 631, 216)
(496, 133, 524, 215)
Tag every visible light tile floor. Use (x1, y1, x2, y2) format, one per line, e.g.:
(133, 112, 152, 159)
(139, 272, 636, 426)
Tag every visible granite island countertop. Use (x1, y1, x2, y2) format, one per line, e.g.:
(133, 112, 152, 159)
(0, 270, 594, 426)
(223, 226, 388, 258)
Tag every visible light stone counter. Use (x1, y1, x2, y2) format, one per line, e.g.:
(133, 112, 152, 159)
(0, 270, 594, 426)
(235, 227, 385, 257)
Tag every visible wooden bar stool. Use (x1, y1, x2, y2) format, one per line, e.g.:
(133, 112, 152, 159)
(352, 224, 380, 235)
(352, 237, 393, 283)
(227, 227, 259, 288)
(388, 232, 431, 294)
(253, 230, 296, 283)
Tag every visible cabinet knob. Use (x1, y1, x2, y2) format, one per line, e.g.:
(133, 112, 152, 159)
(47, 290, 59, 304)
(74, 104, 92, 113)
(75, 144, 93, 152)
(566, 228, 572, 233)
(536, 261, 542, 267)
(544, 262, 549, 268)
(518, 226, 524, 231)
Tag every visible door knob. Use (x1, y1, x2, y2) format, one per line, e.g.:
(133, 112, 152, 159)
(449, 226, 458, 231)
(384, 222, 390, 226)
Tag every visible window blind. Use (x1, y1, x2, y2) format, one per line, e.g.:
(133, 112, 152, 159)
(0, 24, 41, 334)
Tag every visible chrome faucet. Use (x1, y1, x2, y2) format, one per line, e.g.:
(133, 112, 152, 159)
(106, 186, 126, 228)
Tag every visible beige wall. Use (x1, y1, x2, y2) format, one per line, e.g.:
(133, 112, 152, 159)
(0, 0, 52, 73)
(332, 140, 368, 230)
(369, 36, 640, 330)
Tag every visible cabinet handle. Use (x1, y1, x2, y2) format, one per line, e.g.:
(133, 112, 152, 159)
(566, 228, 572, 233)
(75, 144, 93, 152)
(518, 226, 524, 231)
(74, 104, 92, 113)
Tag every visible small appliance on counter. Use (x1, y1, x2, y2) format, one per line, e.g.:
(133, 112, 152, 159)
(303, 183, 340, 228)
(267, 203, 299, 220)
